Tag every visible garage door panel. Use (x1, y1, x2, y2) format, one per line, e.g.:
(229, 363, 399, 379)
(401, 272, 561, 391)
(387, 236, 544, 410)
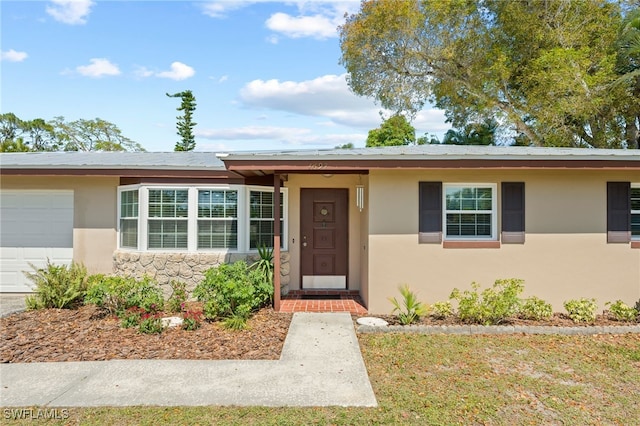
(0, 191, 74, 292)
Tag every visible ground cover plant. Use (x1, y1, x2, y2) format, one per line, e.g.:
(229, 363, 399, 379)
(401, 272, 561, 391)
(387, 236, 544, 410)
(8, 333, 639, 425)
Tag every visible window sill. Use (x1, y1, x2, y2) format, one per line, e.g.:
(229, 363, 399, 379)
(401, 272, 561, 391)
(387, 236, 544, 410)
(443, 241, 501, 249)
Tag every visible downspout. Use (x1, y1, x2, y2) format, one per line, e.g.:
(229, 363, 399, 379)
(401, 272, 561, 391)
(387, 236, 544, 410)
(273, 173, 281, 311)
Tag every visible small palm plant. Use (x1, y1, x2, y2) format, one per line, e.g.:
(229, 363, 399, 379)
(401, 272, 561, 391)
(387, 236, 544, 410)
(251, 244, 274, 287)
(388, 284, 428, 325)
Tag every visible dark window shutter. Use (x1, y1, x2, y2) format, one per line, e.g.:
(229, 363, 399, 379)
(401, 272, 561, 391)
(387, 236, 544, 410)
(607, 182, 630, 243)
(418, 182, 442, 243)
(501, 182, 525, 244)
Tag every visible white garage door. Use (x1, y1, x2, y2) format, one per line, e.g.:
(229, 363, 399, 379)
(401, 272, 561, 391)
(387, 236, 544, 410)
(0, 190, 74, 292)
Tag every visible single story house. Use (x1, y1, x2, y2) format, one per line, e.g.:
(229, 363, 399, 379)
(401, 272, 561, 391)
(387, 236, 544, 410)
(1, 145, 638, 314)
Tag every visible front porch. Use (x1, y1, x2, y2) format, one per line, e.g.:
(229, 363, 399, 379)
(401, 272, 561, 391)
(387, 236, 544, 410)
(279, 290, 368, 314)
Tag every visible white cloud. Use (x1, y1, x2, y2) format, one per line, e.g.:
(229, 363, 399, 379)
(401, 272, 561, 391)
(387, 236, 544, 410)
(133, 66, 154, 78)
(201, 1, 258, 18)
(46, 0, 94, 25)
(1, 49, 28, 62)
(239, 73, 384, 128)
(265, 12, 337, 39)
(239, 73, 449, 136)
(156, 62, 195, 81)
(196, 125, 365, 147)
(76, 58, 120, 78)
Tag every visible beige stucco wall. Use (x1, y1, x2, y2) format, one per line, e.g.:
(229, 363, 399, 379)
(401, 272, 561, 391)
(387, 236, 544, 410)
(1, 175, 118, 274)
(366, 169, 640, 315)
(285, 174, 366, 291)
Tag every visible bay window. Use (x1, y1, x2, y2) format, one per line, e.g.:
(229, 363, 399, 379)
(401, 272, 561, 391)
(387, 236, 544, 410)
(117, 185, 287, 252)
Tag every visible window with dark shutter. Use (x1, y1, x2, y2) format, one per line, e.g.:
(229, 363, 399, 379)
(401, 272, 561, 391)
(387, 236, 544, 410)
(418, 182, 442, 243)
(501, 182, 525, 244)
(607, 182, 631, 243)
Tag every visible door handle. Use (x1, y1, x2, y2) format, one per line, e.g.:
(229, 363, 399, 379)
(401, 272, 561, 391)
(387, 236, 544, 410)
(302, 235, 307, 247)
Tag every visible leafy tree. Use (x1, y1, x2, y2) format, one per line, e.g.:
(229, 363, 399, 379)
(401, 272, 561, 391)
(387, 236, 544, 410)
(366, 114, 418, 147)
(442, 119, 498, 146)
(0, 113, 143, 152)
(166, 90, 197, 151)
(615, 7, 640, 148)
(340, 0, 634, 148)
(335, 142, 355, 149)
(50, 117, 144, 151)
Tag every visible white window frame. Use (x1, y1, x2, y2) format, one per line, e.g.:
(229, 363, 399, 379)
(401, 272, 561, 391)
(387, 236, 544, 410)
(247, 186, 288, 251)
(631, 183, 640, 241)
(146, 187, 190, 250)
(117, 185, 141, 250)
(116, 184, 288, 252)
(443, 183, 497, 241)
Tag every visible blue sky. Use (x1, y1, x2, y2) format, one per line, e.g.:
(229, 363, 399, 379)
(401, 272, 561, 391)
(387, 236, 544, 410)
(1, 0, 449, 152)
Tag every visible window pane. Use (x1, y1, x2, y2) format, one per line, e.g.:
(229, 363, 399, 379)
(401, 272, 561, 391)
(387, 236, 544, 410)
(148, 219, 187, 249)
(120, 219, 138, 248)
(197, 219, 237, 249)
(631, 188, 640, 211)
(632, 214, 640, 238)
(444, 185, 493, 239)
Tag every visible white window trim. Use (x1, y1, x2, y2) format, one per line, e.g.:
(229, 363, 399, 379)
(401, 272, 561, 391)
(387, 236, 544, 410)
(117, 184, 288, 252)
(247, 185, 288, 251)
(117, 184, 141, 250)
(442, 183, 498, 241)
(632, 183, 640, 241)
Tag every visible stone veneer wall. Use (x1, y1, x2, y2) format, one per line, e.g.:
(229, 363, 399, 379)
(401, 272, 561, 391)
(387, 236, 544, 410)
(113, 250, 290, 296)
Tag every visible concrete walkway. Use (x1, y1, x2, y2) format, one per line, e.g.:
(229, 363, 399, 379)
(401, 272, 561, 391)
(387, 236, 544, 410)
(0, 313, 377, 407)
(0, 294, 27, 318)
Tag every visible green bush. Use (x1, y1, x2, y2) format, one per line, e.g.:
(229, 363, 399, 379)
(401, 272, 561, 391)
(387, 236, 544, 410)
(450, 279, 524, 325)
(193, 261, 273, 325)
(85, 275, 164, 314)
(120, 307, 144, 328)
(167, 280, 188, 313)
(519, 296, 553, 321)
(138, 312, 164, 334)
(388, 284, 428, 325)
(606, 300, 639, 322)
(24, 260, 88, 309)
(431, 301, 453, 320)
(564, 298, 598, 323)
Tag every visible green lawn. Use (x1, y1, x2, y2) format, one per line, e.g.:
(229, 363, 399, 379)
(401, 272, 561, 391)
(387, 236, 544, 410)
(5, 333, 640, 425)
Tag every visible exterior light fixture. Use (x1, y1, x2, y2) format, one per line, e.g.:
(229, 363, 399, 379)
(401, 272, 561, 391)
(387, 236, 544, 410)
(356, 184, 365, 212)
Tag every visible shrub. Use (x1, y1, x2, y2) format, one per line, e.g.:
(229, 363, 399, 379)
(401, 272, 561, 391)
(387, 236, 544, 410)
(120, 307, 144, 328)
(24, 260, 88, 310)
(564, 298, 598, 323)
(167, 280, 188, 313)
(138, 312, 164, 334)
(519, 296, 553, 321)
(182, 310, 203, 331)
(431, 301, 453, 320)
(85, 275, 164, 314)
(222, 313, 249, 330)
(450, 279, 524, 325)
(606, 300, 639, 322)
(388, 284, 428, 325)
(193, 261, 273, 326)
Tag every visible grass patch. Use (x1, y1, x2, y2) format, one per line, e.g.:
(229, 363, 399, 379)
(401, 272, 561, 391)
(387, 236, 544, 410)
(4, 334, 640, 425)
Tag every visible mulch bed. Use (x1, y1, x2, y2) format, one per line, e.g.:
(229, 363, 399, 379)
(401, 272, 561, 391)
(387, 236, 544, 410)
(370, 313, 640, 327)
(0, 305, 292, 363)
(2, 306, 637, 364)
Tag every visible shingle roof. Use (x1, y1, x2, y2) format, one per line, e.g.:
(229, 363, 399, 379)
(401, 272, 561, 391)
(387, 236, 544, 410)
(0, 151, 226, 170)
(218, 144, 640, 162)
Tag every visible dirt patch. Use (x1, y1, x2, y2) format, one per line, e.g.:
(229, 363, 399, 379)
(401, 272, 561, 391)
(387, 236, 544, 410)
(0, 305, 292, 363)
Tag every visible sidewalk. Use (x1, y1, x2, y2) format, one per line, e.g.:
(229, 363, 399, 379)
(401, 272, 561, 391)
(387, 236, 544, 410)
(0, 312, 377, 407)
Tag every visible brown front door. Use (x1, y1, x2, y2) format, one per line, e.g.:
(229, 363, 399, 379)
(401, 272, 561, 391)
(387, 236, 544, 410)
(300, 188, 348, 289)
